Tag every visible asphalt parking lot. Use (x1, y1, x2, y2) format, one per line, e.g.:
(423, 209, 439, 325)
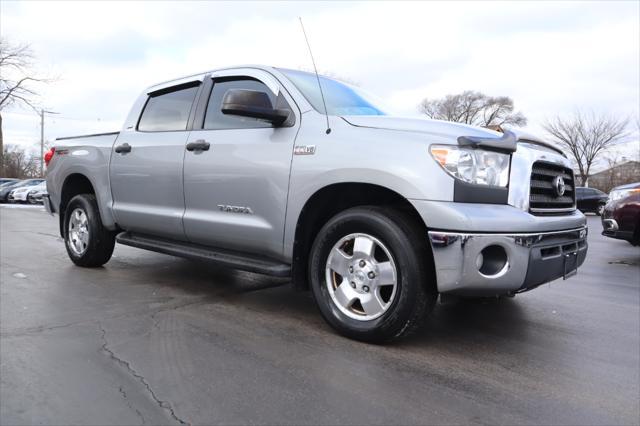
(1, 205, 638, 425)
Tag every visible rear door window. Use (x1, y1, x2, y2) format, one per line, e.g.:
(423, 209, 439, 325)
(138, 84, 200, 132)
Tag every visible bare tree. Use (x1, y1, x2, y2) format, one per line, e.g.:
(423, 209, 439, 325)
(601, 151, 625, 192)
(2, 144, 39, 178)
(0, 38, 49, 175)
(543, 111, 630, 186)
(419, 91, 527, 128)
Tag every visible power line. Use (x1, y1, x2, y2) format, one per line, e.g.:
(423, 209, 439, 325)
(40, 110, 59, 176)
(4, 110, 109, 122)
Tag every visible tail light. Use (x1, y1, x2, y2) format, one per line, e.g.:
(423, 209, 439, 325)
(44, 147, 55, 167)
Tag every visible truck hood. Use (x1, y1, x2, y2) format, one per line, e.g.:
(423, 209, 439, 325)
(341, 115, 563, 155)
(342, 115, 499, 140)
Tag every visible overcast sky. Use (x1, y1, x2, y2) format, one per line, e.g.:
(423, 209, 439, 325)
(2, 0, 639, 163)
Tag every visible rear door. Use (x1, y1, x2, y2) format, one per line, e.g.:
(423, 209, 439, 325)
(110, 80, 202, 240)
(182, 69, 299, 258)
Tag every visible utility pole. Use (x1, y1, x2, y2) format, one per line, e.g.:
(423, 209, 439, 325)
(40, 109, 59, 176)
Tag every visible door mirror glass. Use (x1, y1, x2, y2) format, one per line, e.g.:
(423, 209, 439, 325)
(221, 89, 290, 126)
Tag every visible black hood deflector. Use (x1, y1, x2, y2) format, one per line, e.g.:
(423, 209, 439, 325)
(457, 130, 518, 153)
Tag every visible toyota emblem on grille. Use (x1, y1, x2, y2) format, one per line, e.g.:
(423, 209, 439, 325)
(553, 176, 566, 197)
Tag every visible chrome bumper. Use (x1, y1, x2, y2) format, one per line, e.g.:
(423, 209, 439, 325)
(428, 226, 588, 296)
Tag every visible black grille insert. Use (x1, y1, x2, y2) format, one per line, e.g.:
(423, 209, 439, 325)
(529, 161, 575, 213)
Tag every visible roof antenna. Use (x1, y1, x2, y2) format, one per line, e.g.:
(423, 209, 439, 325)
(299, 17, 331, 135)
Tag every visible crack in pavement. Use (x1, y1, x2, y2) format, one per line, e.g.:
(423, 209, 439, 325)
(0, 321, 86, 338)
(98, 322, 188, 425)
(118, 385, 147, 425)
(1, 300, 206, 338)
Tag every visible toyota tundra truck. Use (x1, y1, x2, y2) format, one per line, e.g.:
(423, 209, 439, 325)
(44, 66, 588, 343)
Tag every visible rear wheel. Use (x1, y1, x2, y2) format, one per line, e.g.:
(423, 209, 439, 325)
(63, 194, 116, 267)
(309, 206, 437, 343)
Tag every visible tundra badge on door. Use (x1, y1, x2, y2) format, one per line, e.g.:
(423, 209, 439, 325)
(217, 205, 254, 214)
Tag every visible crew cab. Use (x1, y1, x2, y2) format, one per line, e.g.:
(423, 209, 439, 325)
(45, 66, 588, 342)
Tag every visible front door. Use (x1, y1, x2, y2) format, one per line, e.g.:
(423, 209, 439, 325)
(182, 69, 299, 258)
(110, 82, 201, 240)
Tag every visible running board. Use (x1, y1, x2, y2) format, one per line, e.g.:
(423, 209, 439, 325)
(116, 232, 291, 277)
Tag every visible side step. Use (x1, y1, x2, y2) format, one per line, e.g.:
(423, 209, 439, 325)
(116, 232, 291, 277)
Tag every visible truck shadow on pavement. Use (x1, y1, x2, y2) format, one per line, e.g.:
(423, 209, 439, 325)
(108, 254, 531, 349)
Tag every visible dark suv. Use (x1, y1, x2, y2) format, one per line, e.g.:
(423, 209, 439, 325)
(576, 187, 609, 215)
(602, 182, 640, 246)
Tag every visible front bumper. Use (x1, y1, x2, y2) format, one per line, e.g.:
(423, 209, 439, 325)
(428, 226, 588, 296)
(602, 218, 635, 242)
(601, 203, 639, 244)
(9, 192, 29, 202)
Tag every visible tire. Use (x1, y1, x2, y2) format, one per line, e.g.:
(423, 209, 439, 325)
(309, 206, 437, 343)
(63, 194, 116, 267)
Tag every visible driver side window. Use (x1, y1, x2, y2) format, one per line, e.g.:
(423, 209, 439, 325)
(203, 78, 278, 130)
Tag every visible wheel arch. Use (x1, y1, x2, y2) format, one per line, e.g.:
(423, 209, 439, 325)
(58, 173, 96, 238)
(290, 182, 431, 290)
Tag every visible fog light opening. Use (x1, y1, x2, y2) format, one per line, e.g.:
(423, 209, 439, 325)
(478, 245, 509, 277)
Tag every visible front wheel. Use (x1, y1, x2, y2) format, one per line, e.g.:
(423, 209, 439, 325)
(309, 206, 437, 343)
(63, 194, 116, 267)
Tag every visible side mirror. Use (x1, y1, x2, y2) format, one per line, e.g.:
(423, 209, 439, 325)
(221, 89, 290, 126)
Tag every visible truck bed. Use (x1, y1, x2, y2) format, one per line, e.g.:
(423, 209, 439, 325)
(55, 131, 120, 141)
(47, 131, 122, 231)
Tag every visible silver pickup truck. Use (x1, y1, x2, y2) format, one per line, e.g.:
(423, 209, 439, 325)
(45, 66, 587, 342)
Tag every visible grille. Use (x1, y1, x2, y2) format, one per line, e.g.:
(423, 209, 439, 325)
(529, 161, 575, 214)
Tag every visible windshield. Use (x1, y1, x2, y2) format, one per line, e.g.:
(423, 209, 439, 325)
(279, 68, 387, 116)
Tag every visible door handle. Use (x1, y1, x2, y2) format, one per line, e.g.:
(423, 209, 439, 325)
(186, 140, 210, 152)
(114, 143, 131, 154)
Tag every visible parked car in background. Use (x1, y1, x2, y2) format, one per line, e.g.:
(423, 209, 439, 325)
(576, 187, 609, 215)
(602, 182, 640, 246)
(1, 180, 26, 202)
(26, 182, 48, 204)
(0, 178, 18, 186)
(1, 179, 45, 203)
(9, 183, 44, 203)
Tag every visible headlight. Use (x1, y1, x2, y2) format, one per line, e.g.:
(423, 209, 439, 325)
(430, 145, 511, 187)
(609, 188, 640, 202)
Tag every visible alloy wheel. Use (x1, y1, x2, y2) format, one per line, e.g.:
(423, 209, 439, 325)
(325, 233, 398, 321)
(68, 208, 89, 256)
